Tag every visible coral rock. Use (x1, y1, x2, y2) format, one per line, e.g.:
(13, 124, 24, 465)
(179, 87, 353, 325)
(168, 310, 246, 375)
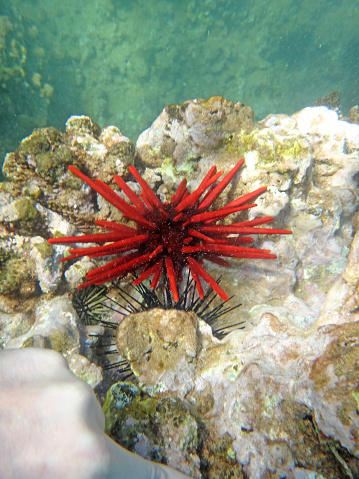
(116, 309, 206, 394)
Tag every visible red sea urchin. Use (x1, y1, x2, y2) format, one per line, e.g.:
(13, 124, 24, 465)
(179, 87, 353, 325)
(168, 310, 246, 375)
(49, 160, 292, 301)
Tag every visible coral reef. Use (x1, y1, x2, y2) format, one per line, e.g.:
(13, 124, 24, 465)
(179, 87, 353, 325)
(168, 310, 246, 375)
(348, 106, 359, 125)
(1, 98, 359, 477)
(104, 384, 202, 477)
(0, 16, 26, 86)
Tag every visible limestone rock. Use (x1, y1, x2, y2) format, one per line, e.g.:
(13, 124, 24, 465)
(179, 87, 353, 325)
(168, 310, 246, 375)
(67, 352, 103, 389)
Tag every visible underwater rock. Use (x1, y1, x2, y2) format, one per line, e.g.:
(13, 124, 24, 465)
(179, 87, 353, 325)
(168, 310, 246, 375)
(104, 383, 202, 478)
(1, 118, 135, 225)
(348, 105, 359, 125)
(67, 353, 103, 389)
(29, 237, 62, 293)
(2, 293, 102, 388)
(136, 97, 256, 169)
(0, 201, 75, 296)
(314, 90, 341, 114)
(4, 295, 80, 353)
(115, 308, 215, 395)
(191, 313, 359, 478)
(1, 98, 359, 477)
(0, 310, 34, 347)
(65, 115, 101, 137)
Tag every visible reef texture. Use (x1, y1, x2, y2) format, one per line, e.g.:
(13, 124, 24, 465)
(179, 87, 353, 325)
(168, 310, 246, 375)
(1, 98, 359, 478)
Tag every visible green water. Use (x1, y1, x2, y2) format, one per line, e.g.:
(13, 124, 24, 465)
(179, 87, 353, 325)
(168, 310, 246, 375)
(1, 0, 358, 168)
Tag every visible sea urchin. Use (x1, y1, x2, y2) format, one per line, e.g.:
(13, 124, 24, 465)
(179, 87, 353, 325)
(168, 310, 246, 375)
(49, 160, 291, 301)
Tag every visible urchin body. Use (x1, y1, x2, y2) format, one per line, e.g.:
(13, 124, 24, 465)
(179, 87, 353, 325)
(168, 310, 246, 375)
(49, 160, 291, 300)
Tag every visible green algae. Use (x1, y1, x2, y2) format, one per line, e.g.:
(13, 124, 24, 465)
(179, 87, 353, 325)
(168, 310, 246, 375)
(103, 382, 165, 462)
(22, 183, 42, 200)
(21, 331, 74, 354)
(0, 16, 26, 84)
(0, 246, 12, 266)
(47, 330, 76, 354)
(199, 432, 241, 478)
(13, 127, 73, 186)
(17, 128, 63, 157)
(103, 382, 157, 429)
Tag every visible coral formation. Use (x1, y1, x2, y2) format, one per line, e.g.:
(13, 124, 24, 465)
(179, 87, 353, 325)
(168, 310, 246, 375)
(348, 105, 359, 125)
(1, 98, 359, 477)
(104, 383, 202, 477)
(2, 117, 135, 225)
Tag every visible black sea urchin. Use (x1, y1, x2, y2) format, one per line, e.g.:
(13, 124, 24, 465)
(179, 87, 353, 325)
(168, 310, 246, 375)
(49, 160, 292, 301)
(73, 275, 244, 343)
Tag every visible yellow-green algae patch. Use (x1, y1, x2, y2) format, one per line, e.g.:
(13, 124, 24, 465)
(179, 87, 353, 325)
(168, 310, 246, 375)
(34, 241, 54, 260)
(17, 127, 63, 157)
(103, 382, 160, 449)
(104, 383, 158, 426)
(160, 156, 197, 183)
(14, 197, 41, 224)
(0, 254, 37, 297)
(227, 129, 309, 167)
(21, 330, 75, 354)
(35, 146, 75, 183)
